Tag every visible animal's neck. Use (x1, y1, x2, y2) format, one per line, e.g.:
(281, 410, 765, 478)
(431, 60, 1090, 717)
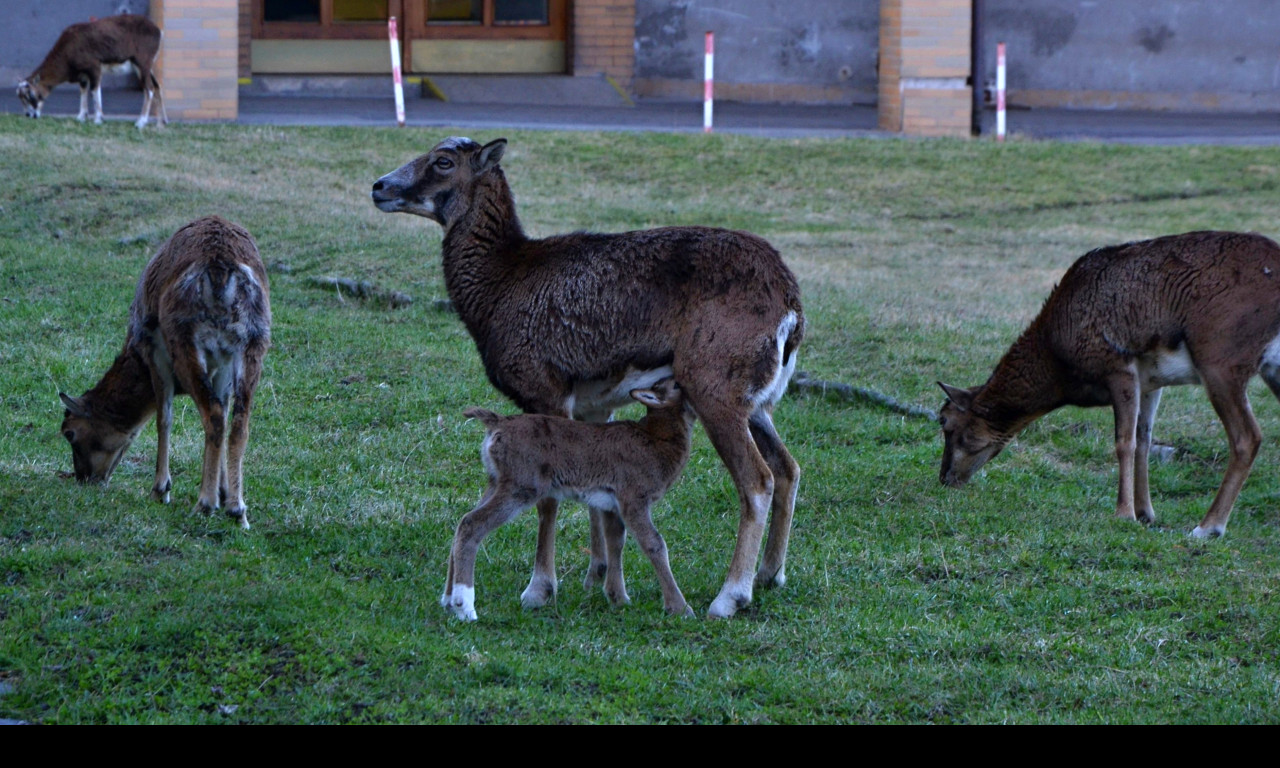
(974, 328, 1065, 436)
(639, 413, 693, 468)
(441, 170, 527, 325)
(83, 346, 158, 431)
(444, 170, 526, 254)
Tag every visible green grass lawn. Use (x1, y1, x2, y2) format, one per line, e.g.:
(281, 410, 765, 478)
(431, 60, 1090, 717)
(2, 117, 1280, 723)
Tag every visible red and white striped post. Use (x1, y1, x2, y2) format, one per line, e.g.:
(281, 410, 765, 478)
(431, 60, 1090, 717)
(995, 41, 1006, 142)
(703, 31, 714, 133)
(389, 16, 406, 127)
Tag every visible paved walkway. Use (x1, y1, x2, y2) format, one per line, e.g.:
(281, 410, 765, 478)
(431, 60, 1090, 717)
(8, 88, 1280, 144)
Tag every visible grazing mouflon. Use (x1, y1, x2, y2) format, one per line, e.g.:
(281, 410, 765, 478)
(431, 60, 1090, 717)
(939, 230, 1280, 538)
(17, 14, 166, 129)
(60, 216, 270, 529)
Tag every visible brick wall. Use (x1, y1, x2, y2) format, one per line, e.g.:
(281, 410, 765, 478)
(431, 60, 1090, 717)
(878, 0, 971, 137)
(573, 0, 635, 88)
(152, 0, 238, 120)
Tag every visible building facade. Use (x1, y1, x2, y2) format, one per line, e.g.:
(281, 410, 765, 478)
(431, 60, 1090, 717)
(4, 2, 1277, 130)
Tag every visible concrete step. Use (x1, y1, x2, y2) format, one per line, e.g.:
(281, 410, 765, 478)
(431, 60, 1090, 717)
(424, 74, 631, 107)
(240, 73, 632, 107)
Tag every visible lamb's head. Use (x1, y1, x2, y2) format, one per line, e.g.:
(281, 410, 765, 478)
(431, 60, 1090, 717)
(937, 382, 1010, 488)
(59, 393, 137, 485)
(632, 377, 695, 427)
(371, 136, 507, 226)
(16, 77, 45, 118)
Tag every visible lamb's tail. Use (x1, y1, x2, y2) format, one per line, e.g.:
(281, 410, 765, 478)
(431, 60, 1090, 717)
(463, 407, 504, 429)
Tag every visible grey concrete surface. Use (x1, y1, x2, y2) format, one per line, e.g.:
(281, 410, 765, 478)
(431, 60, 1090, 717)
(5, 85, 1280, 145)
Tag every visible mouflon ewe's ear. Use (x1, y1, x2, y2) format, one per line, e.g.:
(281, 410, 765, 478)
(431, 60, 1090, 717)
(59, 392, 89, 418)
(937, 382, 973, 411)
(476, 138, 507, 172)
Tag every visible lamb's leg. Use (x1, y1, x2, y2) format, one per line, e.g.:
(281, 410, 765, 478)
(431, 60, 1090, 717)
(449, 486, 529, 621)
(619, 499, 692, 617)
(600, 509, 630, 605)
(749, 408, 799, 589)
(520, 497, 559, 608)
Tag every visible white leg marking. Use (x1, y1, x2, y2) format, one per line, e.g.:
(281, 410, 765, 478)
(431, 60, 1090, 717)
(444, 584, 477, 621)
(709, 573, 755, 619)
(1190, 525, 1223, 540)
(709, 491, 770, 618)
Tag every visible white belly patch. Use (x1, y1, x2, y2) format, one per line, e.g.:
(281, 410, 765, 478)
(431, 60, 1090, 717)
(1138, 342, 1201, 390)
(568, 365, 674, 420)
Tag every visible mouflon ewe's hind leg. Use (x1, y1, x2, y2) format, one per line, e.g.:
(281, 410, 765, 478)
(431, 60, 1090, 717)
(617, 497, 693, 618)
(76, 79, 91, 122)
(134, 58, 166, 128)
(222, 353, 264, 530)
(749, 408, 799, 588)
(90, 80, 105, 125)
(146, 359, 175, 504)
(1133, 388, 1163, 524)
(1108, 367, 1142, 522)
(446, 484, 530, 621)
(695, 399, 775, 619)
(1191, 370, 1262, 539)
(189, 380, 231, 519)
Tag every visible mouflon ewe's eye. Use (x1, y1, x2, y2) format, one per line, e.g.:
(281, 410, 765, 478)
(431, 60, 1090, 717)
(435, 157, 454, 169)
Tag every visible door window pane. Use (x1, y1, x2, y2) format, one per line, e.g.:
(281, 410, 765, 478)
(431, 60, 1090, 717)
(428, 0, 482, 24)
(494, 0, 548, 25)
(333, 0, 387, 22)
(264, 0, 320, 22)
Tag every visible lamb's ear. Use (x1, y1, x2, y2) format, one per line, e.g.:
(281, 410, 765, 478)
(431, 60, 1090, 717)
(630, 387, 663, 408)
(937, 382, 973, 411)
(59, 392, 89, 418)
(477, 138, 507, 171)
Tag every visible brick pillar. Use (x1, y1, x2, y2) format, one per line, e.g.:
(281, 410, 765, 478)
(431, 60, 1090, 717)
(152, 0, 239, 121)
(878, 0, 971, 137)
(238, 0, 252, 80)
(572, 0, 634, 89)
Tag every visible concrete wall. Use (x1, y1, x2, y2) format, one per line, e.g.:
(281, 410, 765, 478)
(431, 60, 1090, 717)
(984, 0, 1280, 111)
(634, 0, 879, 104)
(1, 1, 150, 87)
